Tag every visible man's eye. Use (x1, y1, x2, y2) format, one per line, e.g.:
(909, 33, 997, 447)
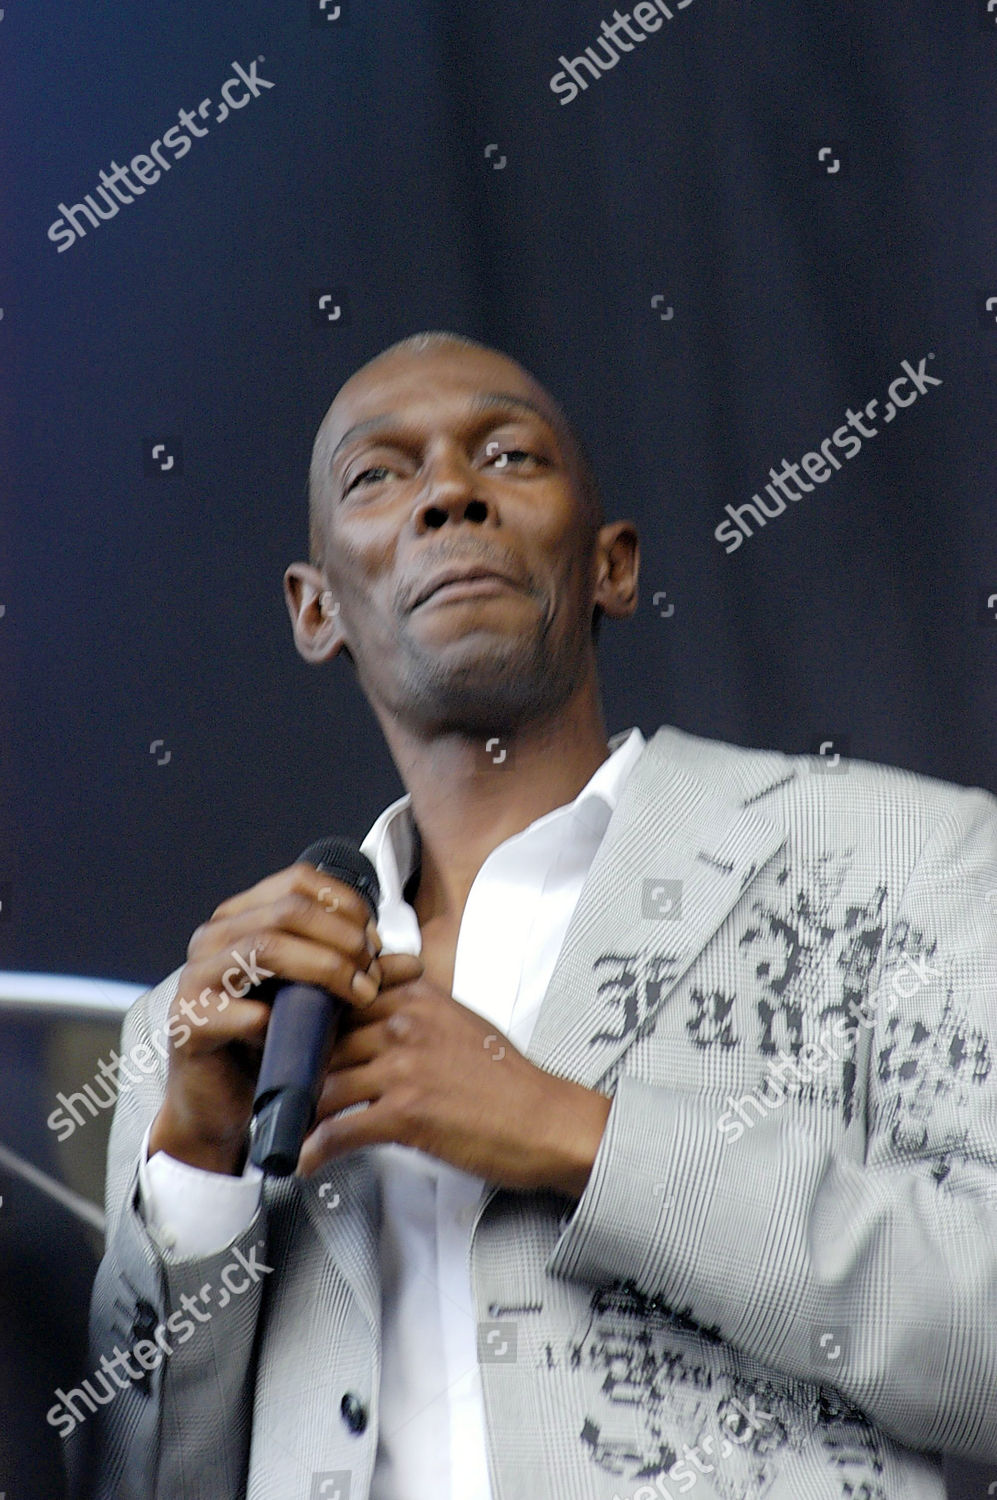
(487, 449, 541, 470)
(345, 465, 392, 494)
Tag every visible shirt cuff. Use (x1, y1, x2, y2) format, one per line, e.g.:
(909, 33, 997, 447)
(138, 1119, 263, 1260)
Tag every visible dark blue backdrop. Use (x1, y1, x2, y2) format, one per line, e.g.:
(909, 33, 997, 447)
(6, 1, 997, 987)
(3, 4, 997, 1495)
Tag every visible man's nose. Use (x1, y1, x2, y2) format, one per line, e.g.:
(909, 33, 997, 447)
(414, 447, 492, 528)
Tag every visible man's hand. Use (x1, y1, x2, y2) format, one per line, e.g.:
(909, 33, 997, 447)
(298, 967, 613, 1199)
(148, 862, 423, 1175)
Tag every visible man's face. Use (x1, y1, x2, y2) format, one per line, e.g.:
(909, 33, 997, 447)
(293, 343, 627, 738)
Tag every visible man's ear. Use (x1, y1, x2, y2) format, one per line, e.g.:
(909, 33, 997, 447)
(283, 562, 348, 664)
(592, 521, 639, 620)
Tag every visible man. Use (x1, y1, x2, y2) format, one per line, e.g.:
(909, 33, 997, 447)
(69, 332, 996, 1499)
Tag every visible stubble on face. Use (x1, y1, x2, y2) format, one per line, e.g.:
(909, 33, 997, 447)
(387, 581, 592, 739)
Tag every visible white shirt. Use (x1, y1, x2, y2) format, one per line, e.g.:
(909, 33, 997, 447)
(138, 725, 646, 1500)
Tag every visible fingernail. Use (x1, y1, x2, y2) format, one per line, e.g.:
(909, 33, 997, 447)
(352, 969, 379, 1003)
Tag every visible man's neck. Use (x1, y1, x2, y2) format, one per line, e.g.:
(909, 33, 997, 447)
(386, 700, 616, 928)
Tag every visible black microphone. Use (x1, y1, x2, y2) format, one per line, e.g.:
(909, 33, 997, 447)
(248, 836, 381, 1175)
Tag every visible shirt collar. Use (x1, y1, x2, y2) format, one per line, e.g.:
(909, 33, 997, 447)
(359, 726, 646, 912)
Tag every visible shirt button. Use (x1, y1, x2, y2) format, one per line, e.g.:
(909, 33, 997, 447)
(340, 1391, 368, 1434)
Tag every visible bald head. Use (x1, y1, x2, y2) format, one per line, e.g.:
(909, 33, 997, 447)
(307, 331, 604, 567)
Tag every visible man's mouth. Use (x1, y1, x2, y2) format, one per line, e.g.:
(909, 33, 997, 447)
(411, 566, 519, 610)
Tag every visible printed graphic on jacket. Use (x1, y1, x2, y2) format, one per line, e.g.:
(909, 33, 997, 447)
(543, 1284, 888, 1499)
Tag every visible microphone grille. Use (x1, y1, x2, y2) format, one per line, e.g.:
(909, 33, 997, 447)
(296, 836, 381, 916)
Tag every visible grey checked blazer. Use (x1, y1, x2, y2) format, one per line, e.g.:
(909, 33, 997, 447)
(70, 725, 997, 1499)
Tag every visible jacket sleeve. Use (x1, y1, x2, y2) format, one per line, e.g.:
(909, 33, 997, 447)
(66, 968, 270, 1500)
(545, 784, 997, 1463)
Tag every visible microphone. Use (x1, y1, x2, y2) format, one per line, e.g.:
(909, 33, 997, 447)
(248, 836, 381, 1175)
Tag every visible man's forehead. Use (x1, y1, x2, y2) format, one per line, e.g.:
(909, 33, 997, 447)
(324, 350, 562, 446)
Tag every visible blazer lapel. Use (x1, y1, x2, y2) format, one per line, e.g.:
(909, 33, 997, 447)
(525, 727, 792, 1091)
(270, 1148, 383, 1341)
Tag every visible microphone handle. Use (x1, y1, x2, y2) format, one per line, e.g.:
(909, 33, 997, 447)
(249, 985, 344, 1175)
(247, 835, 381, 1176)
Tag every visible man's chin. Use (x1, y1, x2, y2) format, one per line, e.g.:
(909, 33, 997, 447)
(404, 622, 535, 675)
(402, 656, 561, 737)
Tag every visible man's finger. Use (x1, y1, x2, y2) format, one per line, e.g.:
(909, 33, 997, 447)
(297, 1097, 396, 1177)
(313, 1060, 384, 1122)
(335, 951, 423, 1025)
(163, 988, 273, 1061)
(373, 951, 424, 987)
(209, 863, 373, 932)
(322, 1019, 393, 1077)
